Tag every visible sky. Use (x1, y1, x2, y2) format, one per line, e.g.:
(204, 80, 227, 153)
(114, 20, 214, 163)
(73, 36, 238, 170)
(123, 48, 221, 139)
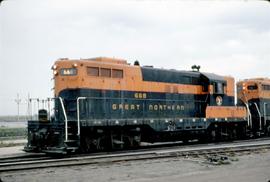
(0, 0, 270, 116)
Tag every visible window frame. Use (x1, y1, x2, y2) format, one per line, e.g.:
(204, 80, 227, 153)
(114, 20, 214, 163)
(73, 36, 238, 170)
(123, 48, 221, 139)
(100, 68, 111, 77)
(87, 66, 99, 77)
(213, 82, 225, 94)
(112, 69, 124, 78)
(262, 84, 270, 91)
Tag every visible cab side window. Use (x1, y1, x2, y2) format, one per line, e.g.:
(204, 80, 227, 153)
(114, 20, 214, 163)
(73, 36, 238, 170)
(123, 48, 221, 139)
(202, 84, 208, 92)
(87, 67, 124, 78)
(100, 68, 111, 77)
(213, 82, 224, 94)
(112, 69, 123, 78)
(262, 84, 270, 91)
(247, 84, 258, 90)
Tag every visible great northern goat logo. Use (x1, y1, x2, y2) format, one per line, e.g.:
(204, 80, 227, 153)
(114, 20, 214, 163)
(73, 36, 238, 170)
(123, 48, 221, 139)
(216, 96, 223, 106)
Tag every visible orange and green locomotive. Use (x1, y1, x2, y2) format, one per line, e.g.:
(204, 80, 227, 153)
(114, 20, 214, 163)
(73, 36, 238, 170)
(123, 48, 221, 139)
(237, 78, 270, 136)
(24, 57, 269, 154)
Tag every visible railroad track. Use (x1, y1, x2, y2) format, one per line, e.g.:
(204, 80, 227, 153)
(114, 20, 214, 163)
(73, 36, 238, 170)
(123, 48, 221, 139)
(1, 137, 270, 173)
(0, 153, 49, 164)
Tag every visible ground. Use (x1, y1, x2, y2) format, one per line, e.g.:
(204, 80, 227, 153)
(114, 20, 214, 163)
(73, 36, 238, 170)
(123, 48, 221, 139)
(1, 149, 270, 182)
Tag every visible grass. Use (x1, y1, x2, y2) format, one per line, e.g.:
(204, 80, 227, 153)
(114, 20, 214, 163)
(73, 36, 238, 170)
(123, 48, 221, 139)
(0, 127, 27, 138)
(0, 115, 27, 122)
(0, 127, 27, 147)
(0, 141, 25, 148)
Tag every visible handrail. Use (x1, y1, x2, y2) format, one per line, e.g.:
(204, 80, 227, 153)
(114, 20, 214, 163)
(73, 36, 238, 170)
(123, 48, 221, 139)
(59, 97, 68, 141)
(264, 103, 267, 127)
(72, 96, 208, 103)
(254, 103, 262, 130)
(77, 97, 86, 137)
(244, 102, 252, 128)
(242, 93, 252, 128)
(27, 97, 69, 141)
(47, 98, 51, 120)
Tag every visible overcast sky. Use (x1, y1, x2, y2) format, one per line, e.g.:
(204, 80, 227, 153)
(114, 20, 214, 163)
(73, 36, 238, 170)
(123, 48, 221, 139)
(0, 0, 270, 116)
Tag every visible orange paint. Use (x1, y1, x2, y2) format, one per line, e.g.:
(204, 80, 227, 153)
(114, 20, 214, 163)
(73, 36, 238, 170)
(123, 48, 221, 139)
(53, 57, 234, 99)
(237, 78, 270, 103)
(206, 106, 247, 118)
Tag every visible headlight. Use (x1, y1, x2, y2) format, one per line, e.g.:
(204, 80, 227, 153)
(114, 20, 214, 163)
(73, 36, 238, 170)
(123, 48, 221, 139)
(52, 64, 57, 70)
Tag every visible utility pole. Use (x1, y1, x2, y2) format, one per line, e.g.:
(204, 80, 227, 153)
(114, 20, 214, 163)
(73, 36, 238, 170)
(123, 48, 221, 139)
(15, 93, 21, 122)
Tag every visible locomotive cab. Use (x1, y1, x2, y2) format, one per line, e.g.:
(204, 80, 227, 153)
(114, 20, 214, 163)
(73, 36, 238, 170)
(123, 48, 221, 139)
(200, 73, 232, 106)
(200, 73, 247, 123)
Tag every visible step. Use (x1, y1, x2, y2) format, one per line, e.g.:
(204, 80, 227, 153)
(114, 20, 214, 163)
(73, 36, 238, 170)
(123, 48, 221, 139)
(68, 133, 78, 136)
(65, 140, 78, 143)
(66, 147, 79, 153)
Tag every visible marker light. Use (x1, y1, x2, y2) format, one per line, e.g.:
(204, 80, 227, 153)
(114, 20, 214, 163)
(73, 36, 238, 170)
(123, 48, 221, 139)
(242, 83, 246, 90)
(73, 63, 78, 67)
(52, 65, 57, 70)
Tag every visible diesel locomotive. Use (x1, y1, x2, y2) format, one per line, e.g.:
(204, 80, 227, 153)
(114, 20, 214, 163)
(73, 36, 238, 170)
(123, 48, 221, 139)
(24, 57, 270, 154)
(237, 78, 270, 135)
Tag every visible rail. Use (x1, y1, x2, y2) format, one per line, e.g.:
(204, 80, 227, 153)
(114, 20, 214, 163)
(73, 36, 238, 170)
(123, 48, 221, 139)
(27, 98, 50, 120)
(1, 138, 270, 172)
(242, 93, 252, 128)
(27, 97, 69, 141)
(254, 103, 262, 130)
(71, 96, 209, 103)
(264, 103, 267, 127)
(74, 96, 200, 122)
(58, 97, 68, 141)
(76, 97, 87, 137)
(244, 102, 252, 128)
